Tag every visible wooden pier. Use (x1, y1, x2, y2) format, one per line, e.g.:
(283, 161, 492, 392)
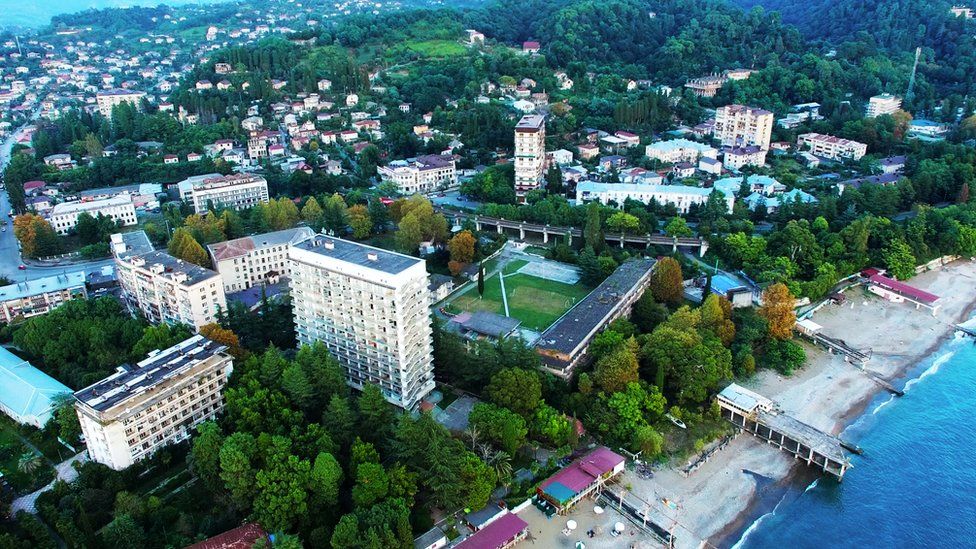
(956, 324, 976, 339)
(717, 384, 853, 480)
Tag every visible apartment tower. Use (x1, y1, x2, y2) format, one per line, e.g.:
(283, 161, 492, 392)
(514, 114, 546, 202)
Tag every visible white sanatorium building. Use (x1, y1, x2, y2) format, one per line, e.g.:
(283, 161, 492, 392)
(207, 227, 315, 292)
(514, 114, 546, 201)
(95, 89, 146, 119)
(48, 196, 137, 235)
(289, 235, 435, 410)
(714, 104, 774, 151)
(645, 139, 718, 164)
(797, 133, 868, 161)
(177, 173, 269, 214)
(378, 154, 457, 194)
(115, 249, 227, 331)
(576, 181, 734, 214)
(73, 335, 234, 470)
(866, 94, 902, 118)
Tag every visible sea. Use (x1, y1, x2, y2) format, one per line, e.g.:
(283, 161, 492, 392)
(733, 317, 976, 548)
(0, 0, 230, 30)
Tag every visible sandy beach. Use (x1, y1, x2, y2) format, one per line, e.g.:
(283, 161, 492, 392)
(624, 259, 976, 548)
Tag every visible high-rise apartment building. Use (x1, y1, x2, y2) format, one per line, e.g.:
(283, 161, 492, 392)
(514, 114, 546, 202)
(74, 335, 233, 470)
(207, 227, 315, 292)
(177, 173, 269, 214)
(288, 235, 435, 410)
(95, 89, 146, 119)
(115, 249, 227, 331)
(866, 94, 902, 118)
(714, 104, 774, 151)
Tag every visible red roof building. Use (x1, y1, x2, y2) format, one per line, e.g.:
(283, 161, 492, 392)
(455, 512, 528, 549)
(868, 274, 940, 307)
(537, 447, 625, 512)
(187, 524, 269, 549)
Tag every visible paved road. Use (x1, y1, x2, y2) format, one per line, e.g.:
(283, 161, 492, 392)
(10, 452, 88, 514)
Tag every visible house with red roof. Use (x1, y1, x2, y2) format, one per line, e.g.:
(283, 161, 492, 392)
(867, 273, 941, 314)
(536, 446, 625, 513)
(454, 511, 528, 549)
(187, 523, 268, 549)
(522, 41, 540, 54)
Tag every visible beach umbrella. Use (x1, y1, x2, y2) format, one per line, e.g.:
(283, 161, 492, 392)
(566, 520, 577, 530)
(614, 522, 626, 533)
(575, 542, 586, 549)
(594, 505, 604, 514)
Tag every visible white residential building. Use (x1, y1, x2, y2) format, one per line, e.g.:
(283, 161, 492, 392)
(714, 104, 774, 151)
(722, 146, 768, 170)
(514, 114, 546, 201)
(177, 173, 269, 213)
(0, 272, 87, 323)
(866, 94, 902, 118)
(576, 181, 733, 214)
(645, 139, 718, 164)
(48, 196, 137, 235)
(289, 236, 436, 410)
(797, 133, 868, 161)
(115, 249, 227, 331)
(207, 227, 315, 292)
(95, 89, 146, 119)
(73, 335, 234, 470)
(378, 154, 457, 194)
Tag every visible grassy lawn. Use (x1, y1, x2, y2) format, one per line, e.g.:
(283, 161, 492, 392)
(400, 39, 466, 57)
(524, 245, 550, 256)
(503, 259, 528, 274)
(0, 426, 55, 494)
(450, 272, 590, 331)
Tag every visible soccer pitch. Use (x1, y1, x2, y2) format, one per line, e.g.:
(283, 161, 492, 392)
(451, 271, 590, 331)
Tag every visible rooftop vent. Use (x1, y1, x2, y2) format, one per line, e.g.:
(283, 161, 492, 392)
(324, 240, 335, 250)
(367, 252, 378, 261)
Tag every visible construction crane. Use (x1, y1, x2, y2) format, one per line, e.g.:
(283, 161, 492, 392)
(905, 47, 921, 104)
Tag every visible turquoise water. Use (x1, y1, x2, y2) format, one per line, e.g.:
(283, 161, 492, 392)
(736, 323, 976, 548)
(0, 0, 230, 29)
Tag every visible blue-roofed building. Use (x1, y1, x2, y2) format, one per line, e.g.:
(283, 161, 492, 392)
(576, 181, 733, 213)
(744, 188, 818, 212)
(0, 272, 87, 323)
(0, 347, 71, 427)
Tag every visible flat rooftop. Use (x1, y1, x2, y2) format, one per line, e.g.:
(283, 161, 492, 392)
(74, 335, 227, 413)
(51, 195, 132, 215)
(208, 227, 314, 261)
(536, 259, 654, 367)
(0, 272, 86, 302)
(757, 410, 849, 464)
(113, 230, 154, 258)
(123, 250, 220, 287)
(516, 114, 545, 130)
(291, 234, 422, 276)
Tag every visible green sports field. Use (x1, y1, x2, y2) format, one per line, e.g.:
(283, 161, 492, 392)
(450, 271, 590, 331)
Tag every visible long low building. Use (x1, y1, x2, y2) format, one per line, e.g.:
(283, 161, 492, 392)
(0, 272, 87, 323)
(535, 258, 654, 376)
(207, 227, 315, 292)
(0, 347, 72, 428)
(576, 181, 733, 214)
(377, 154, 457, 194)
(797, 133, 867, 161)
(48, 196, 137, 235)
(74, 335, 233, 470)
(644, 138, 717, 164)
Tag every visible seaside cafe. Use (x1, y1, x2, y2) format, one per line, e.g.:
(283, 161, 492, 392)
(536, 447, 626, 514)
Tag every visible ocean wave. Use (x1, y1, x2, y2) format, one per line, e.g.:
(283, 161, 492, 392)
(730, 483, 798, 549)
(903, 351, 956, 393)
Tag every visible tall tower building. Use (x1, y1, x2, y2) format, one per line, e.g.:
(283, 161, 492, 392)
(288, 235, 435, 410)
(714, 104, 774, 151)
(514, 114, 546, 202)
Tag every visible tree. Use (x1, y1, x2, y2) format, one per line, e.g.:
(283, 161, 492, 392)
(477, 264, 485, 297)
(358, 384, 394, 446)
(583, 202, 604, 251)
(650, 257, 683, 306)
(664, 216, 693, 237)
(101, 514, 145, 549)
(632, 291, 668, 333)
(322, 193, 349, 234)
(301, 196, 325, 230)
(448, 230, 476, 275)
(351, 462, 389, 507)
(17, 452, 42, 474)
(606, 212, 640, 234)
(758, 283, 797, 340)
(883, 239, 917, 281)
(394, 195, 447, 253)
(331, 515, 360, 549)
(200, 323, 246, 359)
(309, 452, 343, 509)
(487, 368, 541, 417)
(132, 323, 192, 358)
(219, 432, 258, 510)
(253, 437, 312, 532)
(468, 403, 528, 454)
(167, 227, 209, 267)
(347, 204, 372, 239)
(593, 342, 640, 393)
(13, 214, 60, 258)
(190, 422, 225, 493)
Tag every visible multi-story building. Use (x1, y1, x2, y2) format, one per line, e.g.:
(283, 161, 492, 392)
(115, 249, 227, 331)
(48, 196, 137, 235)
(576, 181, 733, 214)
(207, 227, 315, 292)
(288, 235, 435, 410)
(514, 114, 546, 201)
(73, 335, 233, 470)
(714, 104, 774, 151)
(722, 145, 769, 170)
(797, 133, 868, 161)
(866, 94, 902, 118)
(177, 173, 269, 214)
(645, 138, 718, 164)
(95, 89, 146, 119)
(377, 154, 457, 195)
(684, 75, 727, 98)
(0, 272, 87, 323)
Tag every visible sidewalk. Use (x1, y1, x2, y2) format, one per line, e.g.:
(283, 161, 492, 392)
(11, 452, 87, 514)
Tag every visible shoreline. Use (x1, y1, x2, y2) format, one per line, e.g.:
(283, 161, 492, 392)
(707, 261, 976, 548)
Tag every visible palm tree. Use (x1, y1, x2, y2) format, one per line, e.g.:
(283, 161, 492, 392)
(18, 452, 42, 474)
(487, 450, 512, 481)
(463, 425, 480, 450)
